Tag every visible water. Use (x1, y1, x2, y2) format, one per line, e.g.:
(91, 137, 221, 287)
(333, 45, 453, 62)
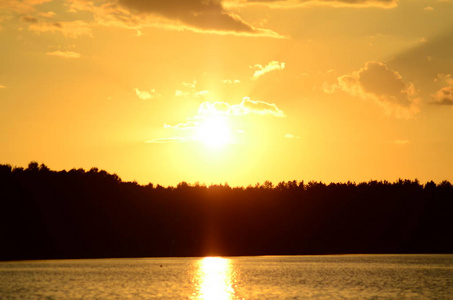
(0, 255, 452, 299)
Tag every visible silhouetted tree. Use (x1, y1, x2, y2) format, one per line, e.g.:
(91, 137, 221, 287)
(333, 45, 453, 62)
(0, 162, 452, 260)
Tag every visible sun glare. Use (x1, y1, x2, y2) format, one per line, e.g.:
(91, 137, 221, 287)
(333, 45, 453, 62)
(196, 257, 235, 300)
(196, 116, 232, 148)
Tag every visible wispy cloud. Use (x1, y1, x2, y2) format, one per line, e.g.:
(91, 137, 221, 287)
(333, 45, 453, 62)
(135, 88, 160, 100)
(198, 101, 232, 115)
(251, 61, 285, 80)
(39, 11, 55, 18)
(0, 0, 52, 14)
(150, 96, 286, 144)
(28, 20, 92, 38)
(164, 121, 199, 130)
(175, 80, 211, 99)
(46, 50, 81, 58)
(222, 79, 241, 84)
(176, 90, 209, 98)
(432, 87, 453, 106)
(238, 97, 286, 117)
(198, 97, 285, 117)
(325, 61, 420, 119)
(432, 74, 453, 106)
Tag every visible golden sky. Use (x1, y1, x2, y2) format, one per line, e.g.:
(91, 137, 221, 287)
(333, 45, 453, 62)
(1, 0, 452, 186)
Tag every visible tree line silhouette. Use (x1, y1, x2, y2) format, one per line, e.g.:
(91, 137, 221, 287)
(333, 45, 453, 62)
(1, 162, 452, 260)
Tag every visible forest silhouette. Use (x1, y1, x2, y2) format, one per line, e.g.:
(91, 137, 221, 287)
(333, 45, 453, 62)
(1, 162, 452, 261)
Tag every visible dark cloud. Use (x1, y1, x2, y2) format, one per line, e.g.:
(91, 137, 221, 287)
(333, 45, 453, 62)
(358, 62, 409, 107)
(119, 0, 257, 33)
(328, 62, 420, 118)
(390, 31, 453, 81)
(432, 86, 453, 106)
(0, 0, 52, 14)
(63, 0, 282, 37)
(20, 16, 38, 23)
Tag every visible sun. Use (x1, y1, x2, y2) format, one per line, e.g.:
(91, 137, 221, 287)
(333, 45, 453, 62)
(195, 115, 232, 148)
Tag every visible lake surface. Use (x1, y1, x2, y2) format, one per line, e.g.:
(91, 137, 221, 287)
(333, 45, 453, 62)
(0, 255, 452, 299)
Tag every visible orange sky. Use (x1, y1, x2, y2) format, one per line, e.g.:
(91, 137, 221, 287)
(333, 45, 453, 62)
(1, 0, 452, 186)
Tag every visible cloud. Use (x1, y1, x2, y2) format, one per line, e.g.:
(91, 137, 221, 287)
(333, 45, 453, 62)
(251, 61, 285, 80)
(20, 16, 39, 23)
(229, 0, 399, 8)
(28, 20, 92, 38)
(0, 0, 52, 14)
(175, 80, 211, 99)
(4, 1, 92, 37)
(432, 87, 453, 106)
(238, 97, 285, 116)
(198, 97, 285, 117)
(435, 73, 453, 86)
(164, 121, 200, 129)
(119, 0, 281, 35)
(66, 0, 94, 13)
(326, 61, 420, 118)
(198, 101, 232, 115)
(432, 74, 453, 106)
(182, 81, 197, 89)
(175, 89, 209, 97)
(4, 0, 283, 38)
(156, 96, 285, 144)
(46, 50, 81, 58)
(389, 31, 453, 84)
(66, 0, 283, 37)
(222, 79, 241, 84)
(135, 88, 160, 100)
(0, 85, 6, 89)
(39, 11, 55, 18)
(162, 96, 284, 131)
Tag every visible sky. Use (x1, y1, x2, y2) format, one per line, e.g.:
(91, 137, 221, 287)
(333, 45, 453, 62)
(1, 0, 452, 186)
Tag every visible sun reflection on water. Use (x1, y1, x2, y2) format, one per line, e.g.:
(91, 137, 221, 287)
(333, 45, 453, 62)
(195, 257, 235, 300)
